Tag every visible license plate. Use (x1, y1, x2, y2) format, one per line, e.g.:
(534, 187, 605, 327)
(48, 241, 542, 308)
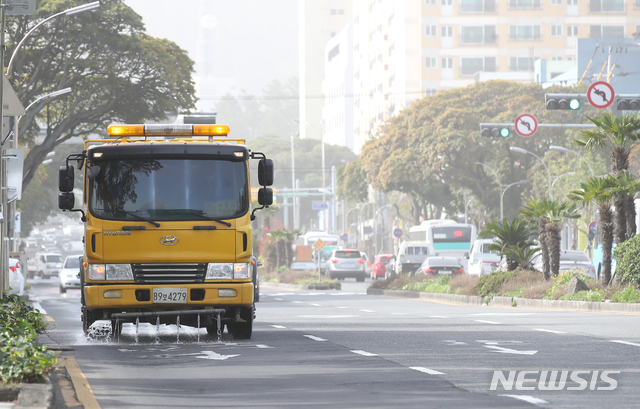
(152, 287, 188, 303)
(343, 263, 355, 268)
(440, 270, 452, 275)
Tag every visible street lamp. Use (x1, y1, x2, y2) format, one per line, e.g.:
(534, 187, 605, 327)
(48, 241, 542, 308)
(510, 147, 552, 199)
(548, 145, 595, 177)
(14, 87, 72, 146)
(551, 171, 576, 194)
(7, 1, 101, 77)
(500, 180, 528, 221)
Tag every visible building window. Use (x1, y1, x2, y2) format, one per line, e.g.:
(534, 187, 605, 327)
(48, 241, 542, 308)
(567, 55, 576, 61)
(425, 57, 437, 68)
(441, 26, 453, 37)
(460, 26, 497, 44)
(636, 0, 640, 8)
(425, 0, 437, 4)
(551, 0, 562, 4)
(551, 25, 563, 36)
(424, 88, 438, 96)
(551, 56, 563, 61)
(330, 9, 345, 15)
(442, 0, 453, 5)
(441, 57, 453, 69)
(590, 25, 625, 37)
(460, 0, 497, 12)
(567, 25, 579, 37)
(568, 0, 578, 4)
(509, 0, 541, 8)
(425, 25, 437, 36)
(459, 57, 496, 76)
(510, 57, 532, 71)
(509, 25, 541, 40)
(589, 0, 624, 12)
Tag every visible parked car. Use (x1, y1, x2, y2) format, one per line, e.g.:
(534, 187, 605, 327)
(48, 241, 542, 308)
(416, 256, 465, 276)
(8, 258, 24, 297)
(395, 242, 435, 275)
(34, 252, 64, 279)
(467, 238, 501, 276)
(324, 249, 367, 282)
(533, 250, 596, 279)
(371, 254, 394, 279)
(59, 255, 82, 293)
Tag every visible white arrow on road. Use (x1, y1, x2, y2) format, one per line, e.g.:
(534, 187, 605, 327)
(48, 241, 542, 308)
(195, 351, 240, 360)
(484, 345, 537, 355)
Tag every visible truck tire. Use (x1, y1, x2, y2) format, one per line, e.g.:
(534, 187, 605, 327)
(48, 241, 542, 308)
(228, 306, 253, 340)
(59, 284, 67, 294)
(82, 306, 96, 335)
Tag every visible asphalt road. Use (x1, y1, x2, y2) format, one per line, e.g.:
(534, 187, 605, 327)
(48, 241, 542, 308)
(29, 277, 640, 409)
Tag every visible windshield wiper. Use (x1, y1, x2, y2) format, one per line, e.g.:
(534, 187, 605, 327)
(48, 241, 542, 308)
(185, 212, 232, 227)
(125, 212, 160, 227)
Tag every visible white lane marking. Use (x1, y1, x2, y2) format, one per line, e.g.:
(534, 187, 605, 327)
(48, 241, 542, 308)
(337, 306, 348, 309)
(32, 302, 46, 314)
(269, 293, 295, 296)
(195, 351, 240, 360)
(351, 350, 377, 357)
(293, 301, 303, 304)
(309, 303, 322, 307)
(474, 320, 501, 324)
(429, 315, 448, 318)
(297, 315, 359, 318)
(275, 298, 283, 301)
(471, 313, 537, 316)
(533, 328, 567, 334)
(271, 325, 287, 329)
(410, 367, 445, 375)
(331, 292, 356, 296)
(443, 340, 467, 345)
(499, 395, 547, 405)
(391, 313, 407, 315)
(611, 340, 640, 347)
(359, 309, 375, 313)
(255, 344, 273, 348)
(303, 335, 327, 342)
(484, 345, 538, 355)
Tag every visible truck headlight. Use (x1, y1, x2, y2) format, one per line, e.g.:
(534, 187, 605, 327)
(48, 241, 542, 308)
(88, 264, 133, 281)
(234, 263, 250, 279)
(206, 263, 234, 279)
(106, 264, 133, 280)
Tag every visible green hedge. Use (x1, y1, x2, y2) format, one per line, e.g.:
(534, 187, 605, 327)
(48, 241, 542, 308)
(613, 234, 640, 287)
(0, 293, 57, 383)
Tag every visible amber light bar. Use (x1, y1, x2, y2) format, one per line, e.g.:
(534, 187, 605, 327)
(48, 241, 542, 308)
(106, 124, 230, 138)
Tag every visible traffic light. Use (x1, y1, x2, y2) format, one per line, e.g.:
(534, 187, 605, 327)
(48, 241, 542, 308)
(617, 98, 640, 111)
(481, 126, 510, 138)
(545, 94, 580, 110)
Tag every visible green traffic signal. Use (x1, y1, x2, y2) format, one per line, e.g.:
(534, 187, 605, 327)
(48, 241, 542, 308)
(500, 128, 510, 137)
(569, 99, 580, 110)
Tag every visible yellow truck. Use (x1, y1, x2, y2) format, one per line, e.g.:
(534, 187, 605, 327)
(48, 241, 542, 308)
(57, 122, 274, 339)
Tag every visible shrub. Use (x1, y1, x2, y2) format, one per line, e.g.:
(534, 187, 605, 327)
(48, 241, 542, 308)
(559, 290, 606, 302)
(610, 286, 640, 303)
(0, 293, 57, 384)
(449, 275, 479, 296)
(613, 234, 640, 286)
(474, 270, 518, 297)
(402, 275, 450, 293)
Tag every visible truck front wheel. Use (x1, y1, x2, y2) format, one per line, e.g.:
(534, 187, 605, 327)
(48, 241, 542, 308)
(82, 306, 96, 335)
(227, 306, 253, 340)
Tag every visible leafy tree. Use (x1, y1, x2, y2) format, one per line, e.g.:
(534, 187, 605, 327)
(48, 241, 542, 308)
(575, 113, 640, 243)
(568, 177, 616, 285)
(479, 217, 536, 271)
(8, 0, 197, 192)
(611, 170, 640, 240)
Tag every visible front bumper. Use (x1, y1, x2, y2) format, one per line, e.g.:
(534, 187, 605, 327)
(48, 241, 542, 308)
(84, 282, 254, 310)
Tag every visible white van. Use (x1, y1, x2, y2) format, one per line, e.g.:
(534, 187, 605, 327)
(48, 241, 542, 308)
(467, 238, 501, 276)
(395, 242, 435, 275)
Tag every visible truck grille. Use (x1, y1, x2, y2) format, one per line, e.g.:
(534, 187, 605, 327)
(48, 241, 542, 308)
(132, 263, 207, 284)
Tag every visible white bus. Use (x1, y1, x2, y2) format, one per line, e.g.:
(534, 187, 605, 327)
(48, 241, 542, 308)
(301, 231, 340, 247)
(408, 221, 477, 270)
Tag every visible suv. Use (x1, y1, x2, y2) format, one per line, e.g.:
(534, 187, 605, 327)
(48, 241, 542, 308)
(324, 249, 367, 282)
(34, 252, 64, 279)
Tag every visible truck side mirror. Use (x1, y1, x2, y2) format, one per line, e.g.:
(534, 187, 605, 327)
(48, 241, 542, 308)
(257, 187, 273, 205)
(464, 252, 469, 259)
(258, 159, 274, 186)
(58, 192, 75, 210)
(59, 165, 74, 192)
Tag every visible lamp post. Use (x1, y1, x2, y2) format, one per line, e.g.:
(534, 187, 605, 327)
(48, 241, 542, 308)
(510, 147, 552, 199)
(500, 180, 528, 221)
(548, 145, 594, 177)
(7, 1, 101, 77)
(15, 87, 71, 146)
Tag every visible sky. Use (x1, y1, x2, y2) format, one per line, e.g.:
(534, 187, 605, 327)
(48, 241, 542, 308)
(125, 0, 298, 97)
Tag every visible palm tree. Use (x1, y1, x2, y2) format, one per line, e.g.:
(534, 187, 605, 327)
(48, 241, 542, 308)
(612, 170, 640, 240)
(568, 177, 616, 285)
(521, 199, 580, 279)
(479, 217, 536, 271)
(501, 245, 540, 271)
(575, 112, 640, 242)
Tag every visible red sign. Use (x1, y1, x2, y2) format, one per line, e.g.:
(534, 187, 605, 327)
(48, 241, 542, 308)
(515, 114, 538, 137)
(587, 81, 615, 109)
(454, 230, 463, 238)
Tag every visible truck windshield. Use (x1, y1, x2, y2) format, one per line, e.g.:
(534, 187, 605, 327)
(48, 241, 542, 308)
(89, 159, 248, 221)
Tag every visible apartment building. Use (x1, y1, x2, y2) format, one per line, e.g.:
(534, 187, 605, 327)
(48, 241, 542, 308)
(322, 0, 640, 154)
